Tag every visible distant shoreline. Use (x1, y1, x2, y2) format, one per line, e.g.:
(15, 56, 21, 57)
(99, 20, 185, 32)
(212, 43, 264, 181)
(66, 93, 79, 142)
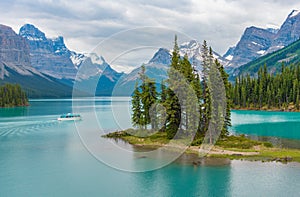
(232, 107, 300, 112)
(0, 104, 29, 108)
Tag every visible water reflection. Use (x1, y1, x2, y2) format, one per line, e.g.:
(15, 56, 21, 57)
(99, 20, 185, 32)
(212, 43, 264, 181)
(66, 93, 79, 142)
(0, 106, 28, 117)
(132, 162, 231, 196)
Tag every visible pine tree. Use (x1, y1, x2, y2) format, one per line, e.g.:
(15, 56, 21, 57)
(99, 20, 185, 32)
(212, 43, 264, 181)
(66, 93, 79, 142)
(147, 79, 158, 130)
(216, 59, 231, 136)
(231, 63, 300, 111)
(131, 82, 142, 129)
(165, 35, 182, 139)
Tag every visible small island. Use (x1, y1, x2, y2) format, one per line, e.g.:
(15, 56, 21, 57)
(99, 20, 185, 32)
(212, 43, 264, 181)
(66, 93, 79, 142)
(104, 130, 300, 164)
(0, 83, 29, 107)
(103, 38, 300, 165)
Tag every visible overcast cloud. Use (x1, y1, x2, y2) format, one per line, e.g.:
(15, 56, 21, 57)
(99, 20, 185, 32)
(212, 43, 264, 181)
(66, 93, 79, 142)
(1, 0, 300, 72)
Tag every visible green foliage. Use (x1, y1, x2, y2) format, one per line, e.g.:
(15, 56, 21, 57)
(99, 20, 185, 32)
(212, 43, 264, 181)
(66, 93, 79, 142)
(0, 84, 29, 107)
(216, 135, 262, 149)
(131, 82, 143, 128)
(131, 65, 158, 130)
(232, 63, 300, 110)
(263, 142, 273, 148)
(131, 37, 231, 144)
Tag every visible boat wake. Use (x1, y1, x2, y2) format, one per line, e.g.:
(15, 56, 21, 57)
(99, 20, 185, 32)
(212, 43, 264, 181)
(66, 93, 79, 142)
(0, 116, 59, 138)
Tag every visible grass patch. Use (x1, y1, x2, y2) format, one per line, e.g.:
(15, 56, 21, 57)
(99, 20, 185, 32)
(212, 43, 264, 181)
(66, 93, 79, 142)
(103, 129, 170, 146)
(103, 129, 300, 164)
(215, 135, 269, 149)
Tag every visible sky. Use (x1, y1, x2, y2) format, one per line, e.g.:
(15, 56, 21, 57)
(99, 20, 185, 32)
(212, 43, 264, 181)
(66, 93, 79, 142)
(1, 0, 300, 72)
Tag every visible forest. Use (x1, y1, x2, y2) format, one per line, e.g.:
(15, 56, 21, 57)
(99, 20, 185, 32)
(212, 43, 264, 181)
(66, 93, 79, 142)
(0, 83, 29, 107)
(231, 63, 300, 111)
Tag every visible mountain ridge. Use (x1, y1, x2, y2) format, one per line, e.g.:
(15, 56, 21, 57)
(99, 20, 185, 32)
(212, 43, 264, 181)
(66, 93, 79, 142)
(224, 9, 300, 69)
(232, 38, 300, 79)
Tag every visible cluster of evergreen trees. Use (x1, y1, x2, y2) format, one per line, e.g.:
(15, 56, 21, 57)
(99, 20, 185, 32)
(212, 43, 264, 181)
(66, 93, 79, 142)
(131, 37, 231, 144)
(231, 64, 300, 110)
(0, 84, 29, 107)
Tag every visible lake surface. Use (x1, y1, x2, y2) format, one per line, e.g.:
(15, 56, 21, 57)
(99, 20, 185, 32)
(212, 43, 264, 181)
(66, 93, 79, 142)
(1, 98, 300, 196)
(231, 110, 300, 148)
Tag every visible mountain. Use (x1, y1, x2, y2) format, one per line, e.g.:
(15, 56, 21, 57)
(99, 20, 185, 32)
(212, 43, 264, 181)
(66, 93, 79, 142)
(224, 10, 300, 68)
(232, 38, 300, 79)
(19, 24, 77, 80)
(113, 40, 228, 96)
(179, 40, 228, 69)
(75, 53, 123, 96)
(271, 10, 300, 51)
(18, 24, 123, 96)
(113, 48, 169, 96)
(224, 26, 276, 68)
(0, 23, 123, 97)
(0, 24, 73, 98)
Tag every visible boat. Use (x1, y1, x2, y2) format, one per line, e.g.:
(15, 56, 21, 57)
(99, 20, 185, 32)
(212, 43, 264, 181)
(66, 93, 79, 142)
(57, 113, 81, 121)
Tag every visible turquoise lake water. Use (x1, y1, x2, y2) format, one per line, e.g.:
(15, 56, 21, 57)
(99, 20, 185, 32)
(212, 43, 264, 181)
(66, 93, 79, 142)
(1, 98, 300, 196)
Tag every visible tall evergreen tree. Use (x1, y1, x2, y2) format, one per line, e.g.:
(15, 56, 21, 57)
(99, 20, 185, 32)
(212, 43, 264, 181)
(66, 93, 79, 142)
(165, 35, 182, 139)
(131, 82, 142, 129)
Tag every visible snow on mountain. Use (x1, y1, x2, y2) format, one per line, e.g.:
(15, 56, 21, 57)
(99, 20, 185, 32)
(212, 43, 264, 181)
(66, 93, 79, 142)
(257, 50, 266, 55)
(224, 26, 275, 68)
(271, 9, 300, 51)
(19, 24, 47, 41)
(289, 9, 300, 18)
(114, 39, 229, 95)
(70, 52, 86, 69)
(225, 10, 300, 69)
(225, 55, 233, 61)
(223, 46, 235, 61)
(19, 24, 122, 83)
(86, 53, 105, 65)
(0, 24, 48, 79)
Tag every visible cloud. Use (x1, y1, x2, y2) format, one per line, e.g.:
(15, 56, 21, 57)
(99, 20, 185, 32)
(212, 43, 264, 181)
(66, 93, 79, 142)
(1, 0, 300, 72)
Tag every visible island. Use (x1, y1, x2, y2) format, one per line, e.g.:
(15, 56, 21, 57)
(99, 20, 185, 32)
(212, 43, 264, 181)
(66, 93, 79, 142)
(104, 130, 300, 164)
(103, 38, 300, 165)
(0, 83, 29, 107)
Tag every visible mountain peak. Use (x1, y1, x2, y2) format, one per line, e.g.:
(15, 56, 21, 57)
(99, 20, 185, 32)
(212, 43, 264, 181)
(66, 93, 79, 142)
(19, 24, 46, 41)
(148, 48, 171, 65)
(180, 39, 199, 49)
(86, 53, 105, 65)
(288, 9, 300, 18)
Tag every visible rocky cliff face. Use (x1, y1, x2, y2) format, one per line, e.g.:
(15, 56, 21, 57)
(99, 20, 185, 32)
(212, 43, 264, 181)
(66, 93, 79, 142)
(224, 10, 300, 68)
(0, 24, 74, 97)
(270, 10, 300, 51)
(225, 27, 275, 68)
(0, 24, 43, 79)
(19, 24, 77, 79)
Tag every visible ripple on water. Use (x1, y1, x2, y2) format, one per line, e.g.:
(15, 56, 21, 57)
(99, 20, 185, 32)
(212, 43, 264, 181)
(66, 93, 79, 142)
(0, 116, 60, 138)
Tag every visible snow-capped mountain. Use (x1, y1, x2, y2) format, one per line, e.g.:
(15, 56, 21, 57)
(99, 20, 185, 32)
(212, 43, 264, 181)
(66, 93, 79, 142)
(224, 26, 276, 68)
(0, 23, 123, 97)
(0, 24, 73, 97)
(19, 24, 122, 84)
(224, 9, 300, 68)
(270, 9, 300, 52)
(19, 24, 78, 80)
(113, 40, 228, 95)
(179, 40, 228, 70)
(0, 24, 47, 79)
